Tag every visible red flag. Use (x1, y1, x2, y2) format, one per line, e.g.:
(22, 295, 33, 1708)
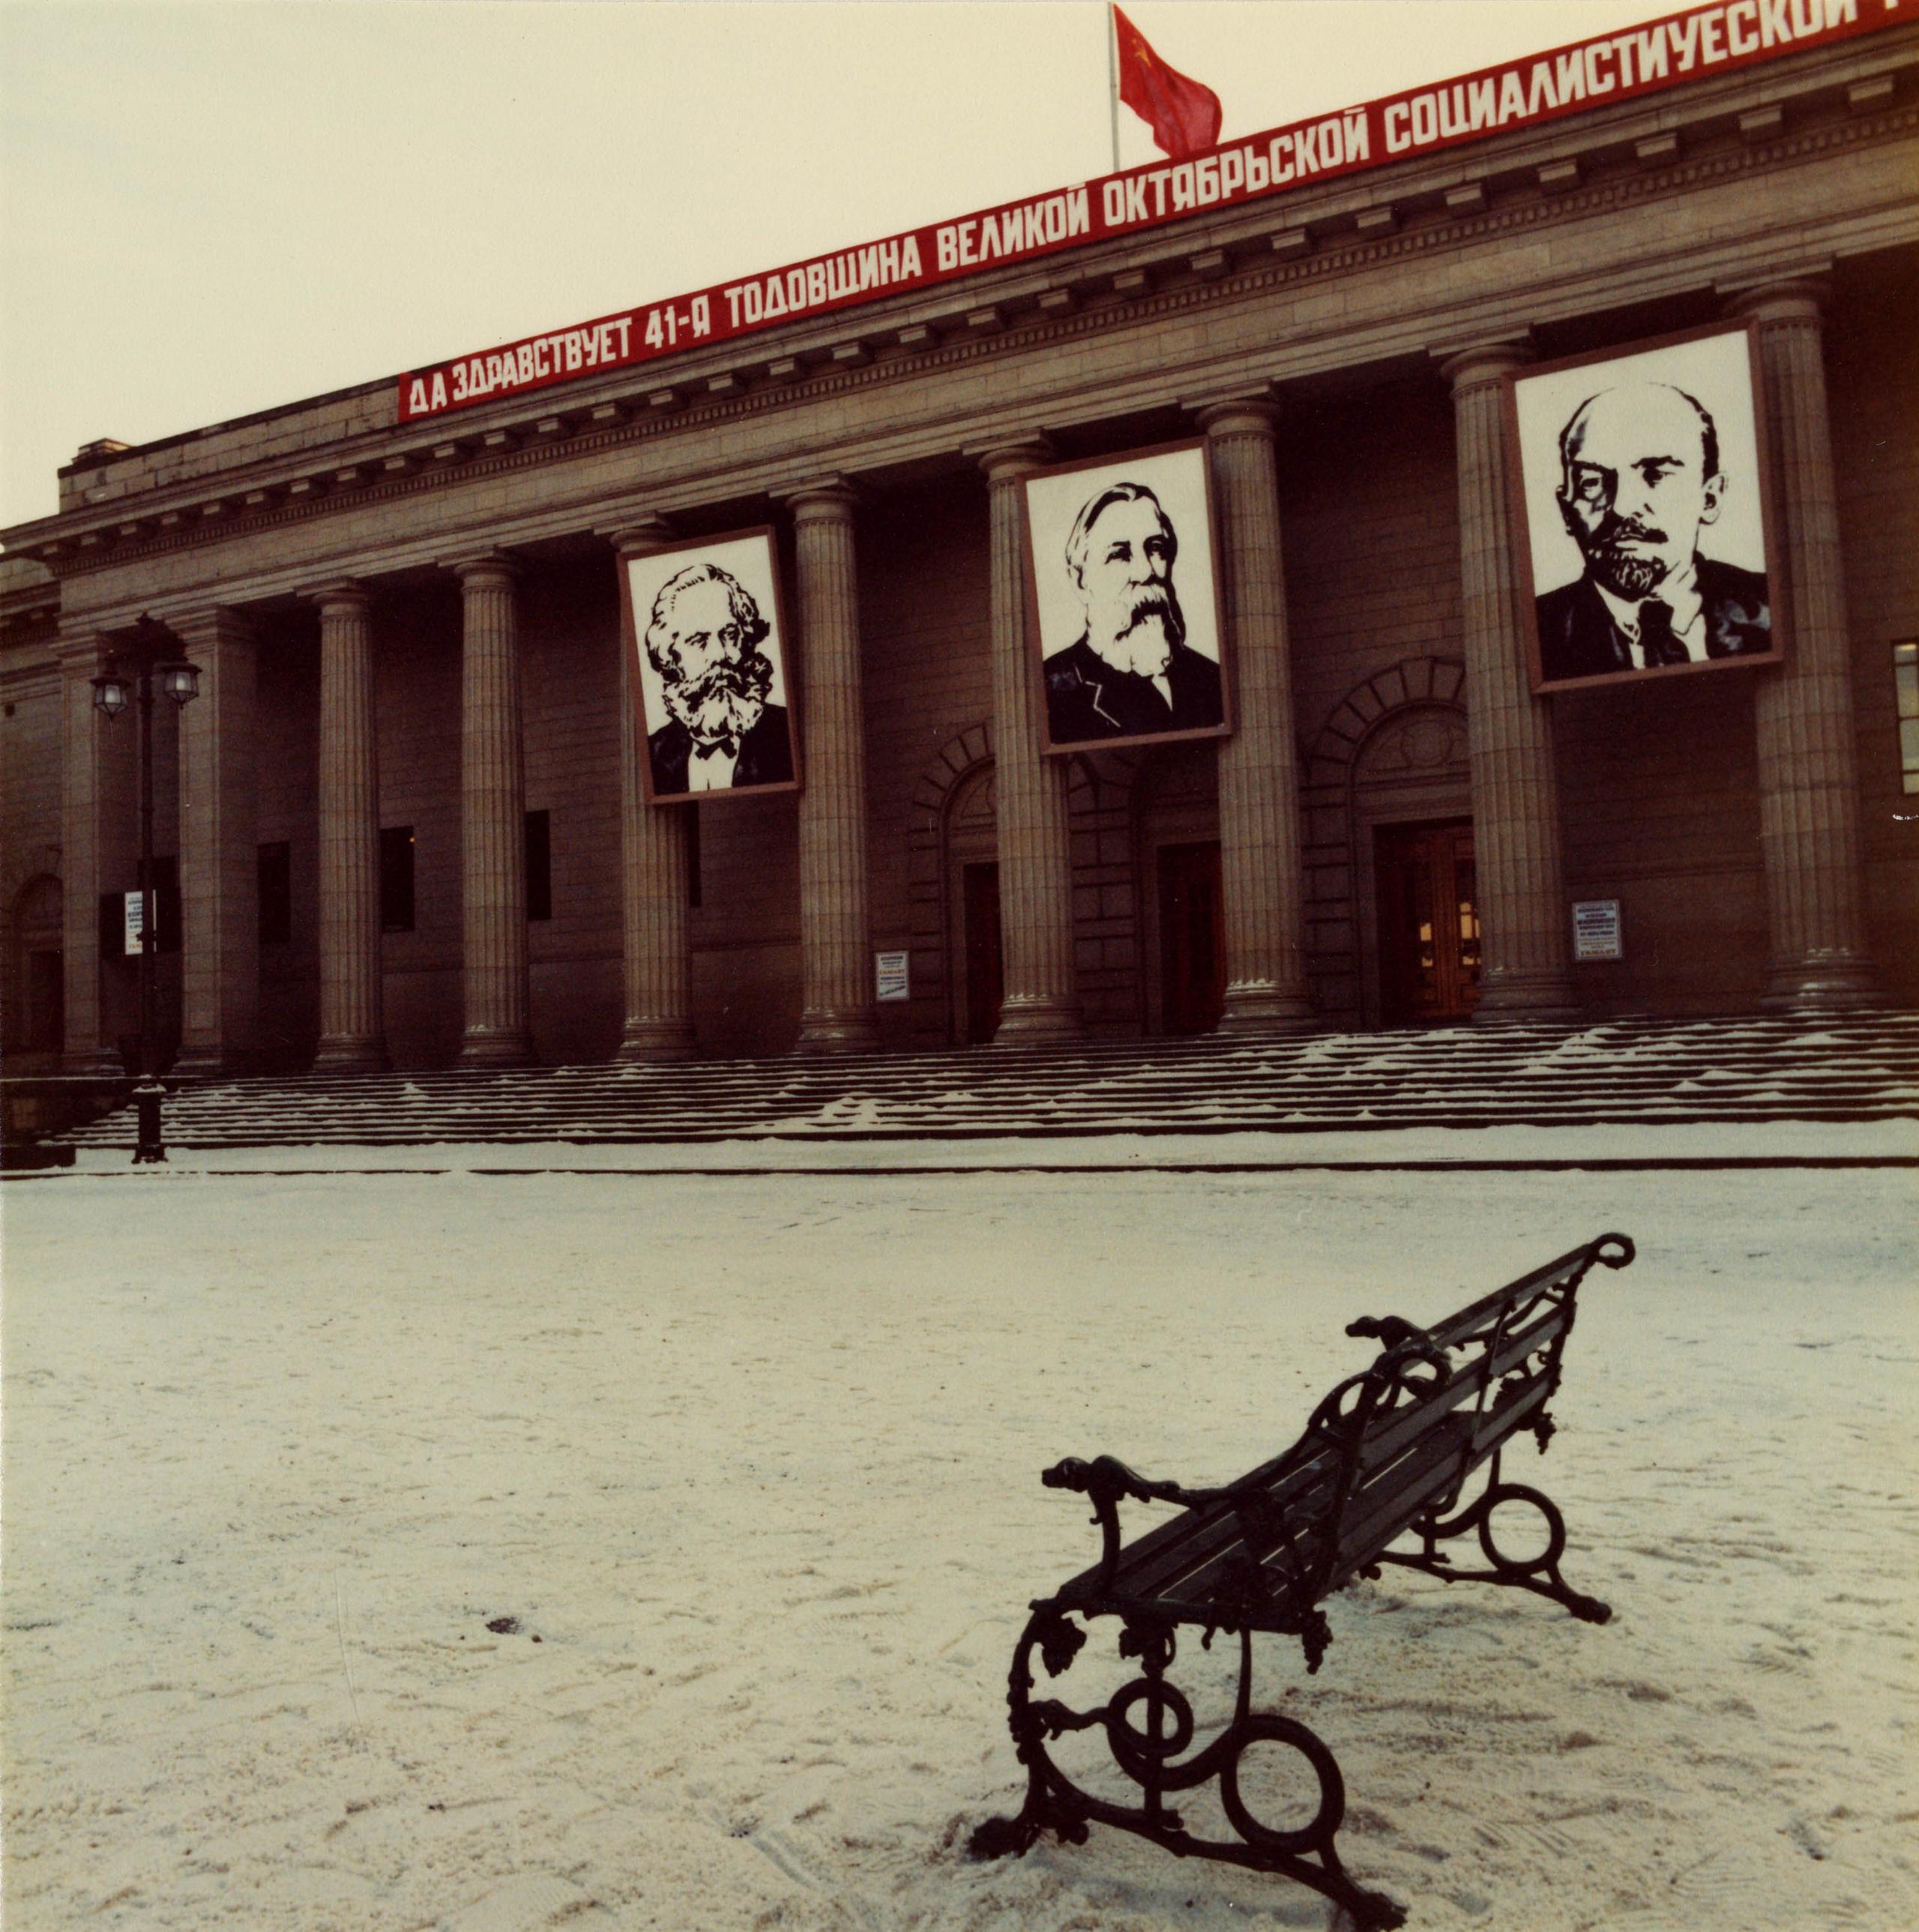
(1113, 4, 1222, 160)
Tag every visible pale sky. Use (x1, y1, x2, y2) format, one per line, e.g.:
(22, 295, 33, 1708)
(0, 0, 1685, 531)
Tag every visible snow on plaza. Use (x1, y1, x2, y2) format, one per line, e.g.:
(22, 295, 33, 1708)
(4, 1153, 1915, 1930)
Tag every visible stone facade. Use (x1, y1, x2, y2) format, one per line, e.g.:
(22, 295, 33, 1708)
(3, 33, 1915, 1073)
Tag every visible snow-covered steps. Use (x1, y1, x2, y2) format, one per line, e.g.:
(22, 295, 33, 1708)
(55, 1009, 1919, 1150)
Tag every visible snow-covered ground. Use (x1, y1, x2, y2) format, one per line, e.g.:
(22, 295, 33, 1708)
(4, 1164, 1913, 1930)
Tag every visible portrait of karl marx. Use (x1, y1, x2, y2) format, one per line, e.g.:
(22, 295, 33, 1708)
(643, 561, 794, 796)
(1042, 480, 1224, 744)
(1536, 379, 1771, 682)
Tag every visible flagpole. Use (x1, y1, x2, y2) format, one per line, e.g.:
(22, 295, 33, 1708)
(1107, 3, 1121, 173)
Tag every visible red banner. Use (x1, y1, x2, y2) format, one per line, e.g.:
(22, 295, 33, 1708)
(399, 0, 1908, 422)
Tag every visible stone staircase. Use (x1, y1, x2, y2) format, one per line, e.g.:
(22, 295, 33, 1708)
(55, 1010, 1919, 1150)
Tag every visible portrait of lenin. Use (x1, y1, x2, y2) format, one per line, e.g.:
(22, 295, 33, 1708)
(1515, 326, 1780, 690)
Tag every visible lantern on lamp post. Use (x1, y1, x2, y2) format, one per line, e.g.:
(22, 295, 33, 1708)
(91, 615, 202, 1164)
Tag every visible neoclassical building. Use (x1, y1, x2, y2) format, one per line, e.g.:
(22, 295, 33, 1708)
(1, 17, 1914, 1079)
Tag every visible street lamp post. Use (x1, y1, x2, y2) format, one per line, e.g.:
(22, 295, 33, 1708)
(91, 615, 201, 1164)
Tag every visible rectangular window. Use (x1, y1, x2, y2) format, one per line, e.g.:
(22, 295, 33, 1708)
(380, 826, 415, 933)
(1896, 641, 1919, 796)
(686, 802, 702, 910)
(257, 841, 292, 945)
(524, 809, 551, 922)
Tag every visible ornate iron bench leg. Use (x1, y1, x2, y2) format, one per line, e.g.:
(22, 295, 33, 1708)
(971, 1602, 1406, 1931)
(1376, 1464, 1611, 1625)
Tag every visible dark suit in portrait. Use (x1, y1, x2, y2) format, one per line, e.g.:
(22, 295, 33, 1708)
(1043, 636, 1224, 744)
(1535, 557, 1770, 683)
(648, 704, 794, 796)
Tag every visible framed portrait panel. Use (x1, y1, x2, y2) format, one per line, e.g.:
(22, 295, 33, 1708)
(1508, 321, 1785, 695)
(618, 526, 802, 806)
(1020, 439, 1232, 755)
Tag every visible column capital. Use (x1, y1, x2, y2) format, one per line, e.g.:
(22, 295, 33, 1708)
(777, 474, 861, 522)
(161, 603, 257, 649)
(1720, 274, 1832, 324)
(300, 576, 371, 615)
(54, 624, 114, 673)
(970, 435, 1055, 483)
(448, 550, 520, 588)
(1435, 334, 1533, 393)
(603, 515, 678, 558)
(1189, 395, 1281, 437)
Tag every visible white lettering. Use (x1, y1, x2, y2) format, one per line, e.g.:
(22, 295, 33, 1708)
(686, 299, 706, 339)
(1171, 163, 1196, 211)
(407, 378, 427, 415)
(1498, 68, 1528, 122)
(1700, 9, 1728, 59)
(1412, 91, 1439, 145)
(1384, 101, 1412, 153)
(1103, 180, 1128, 226)
(1271, 131, 1296, 180)
(1609, 33, 1639, 88)
(805, 261, 828, 305)
(1636, 25, 1669, 78)
(1196, 155, 1220, 204)
(936, 225, 959, 271)
(1528, 60, 1559, 113)
(1296, 121, 1320, 172)
(1219, 148, 1244, 197)
(758, 277, 781, 320)
(1759, 0, 1791, 42)
(1556, 48, 1588, 101)
(1246, 148, 1269, 190)
(1344, 108, 1370, 160)
(1064, 187, 1089, 237)
(430, 371, 448, 411)
(1727, 1, 1760, 53)
(1669, 13, 1702, 69)
(1146, 168, 1172, 216)
(1585, 43, 1615, 94)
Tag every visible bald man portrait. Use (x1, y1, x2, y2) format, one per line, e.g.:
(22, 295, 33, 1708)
(1536, 380, 1771, 683)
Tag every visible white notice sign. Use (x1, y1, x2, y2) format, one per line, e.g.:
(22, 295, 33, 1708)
(1572, 900, 1623, 962)
(875, 950, 909, 1003)
(122, 890, 146, 957)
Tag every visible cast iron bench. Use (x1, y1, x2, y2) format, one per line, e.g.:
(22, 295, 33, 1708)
(969, 1231, 1635, 1930)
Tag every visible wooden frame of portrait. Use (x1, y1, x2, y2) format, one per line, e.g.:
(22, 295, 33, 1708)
(1019, 437, 1235, 755)
(1504, 318, 1787, 696)
(617, 523, 804, 806)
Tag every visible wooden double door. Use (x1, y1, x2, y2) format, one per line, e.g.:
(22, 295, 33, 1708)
(1375, 818, 1481, 1024)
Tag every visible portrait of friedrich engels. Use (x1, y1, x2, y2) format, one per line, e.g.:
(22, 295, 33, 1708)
(1042, 479, 1224, 744)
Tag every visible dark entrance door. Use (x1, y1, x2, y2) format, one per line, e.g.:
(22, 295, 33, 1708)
(1158, 840, 1225, 1036)
(1376, 819, 1481, 1024)
(962, 861, 1004, 1044)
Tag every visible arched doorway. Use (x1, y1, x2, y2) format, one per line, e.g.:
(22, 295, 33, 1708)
(1136, 743, 1222, 1035)
(1351, 706, 1476, 1025)
(9, 874, 64, 1060)
(943, 763, 1002, 1043)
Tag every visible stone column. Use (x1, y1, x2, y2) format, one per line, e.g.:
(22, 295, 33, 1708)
(783, 477, 878, 1053)
(1196, 399, 1316, 1033)
(311, 581, 387, 1072)
(173, 606, 258, 1076)
(454, 553, 534, 1065)
(58, 629, 129, 1072)
(1726, 281, 1877, 1009)
(609, 518, 696, 1060)
(978, 438, 1081, 1041)
(1441, 341, 1576, 1020)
